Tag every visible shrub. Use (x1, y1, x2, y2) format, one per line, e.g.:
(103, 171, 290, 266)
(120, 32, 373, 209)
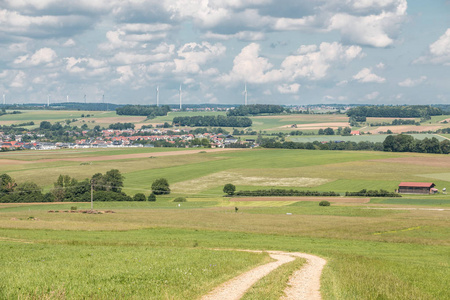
(148, 193, 156, 202)
(70, 206, 77, 211)
(133, 193, 146, 201)
(173, 197, 187, 202)
(319, 200, 330, 206)
(151, 178, 171, 195)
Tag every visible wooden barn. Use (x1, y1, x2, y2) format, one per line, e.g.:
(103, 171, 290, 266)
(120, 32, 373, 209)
(398, 182, 436, 194)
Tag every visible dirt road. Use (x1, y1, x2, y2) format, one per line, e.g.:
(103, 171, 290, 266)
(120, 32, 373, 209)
(201, 250, 326, 300)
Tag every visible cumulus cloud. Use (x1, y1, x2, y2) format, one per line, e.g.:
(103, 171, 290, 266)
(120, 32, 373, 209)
(174, 42, 226, 74)
(398, 76, 427, 87)
(14, 47, 57, 67)
(365, 91, 380, 100)
(353, 68, 386, 83)
(277, 83, 300, 94)
(221, 42, 362, 84)
(415, 29, 450, 65)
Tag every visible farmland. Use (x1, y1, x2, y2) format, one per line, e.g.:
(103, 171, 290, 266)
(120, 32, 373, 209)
(0, 146, 449, 299)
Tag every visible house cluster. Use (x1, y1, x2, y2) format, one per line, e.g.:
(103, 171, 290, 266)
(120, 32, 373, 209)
(1, 128, 253, 150)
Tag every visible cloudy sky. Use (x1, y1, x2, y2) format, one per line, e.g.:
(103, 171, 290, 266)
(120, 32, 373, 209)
(0, 0, 449, 105)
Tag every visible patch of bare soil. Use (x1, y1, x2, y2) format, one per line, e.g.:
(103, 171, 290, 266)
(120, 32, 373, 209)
(231, 196, 370, 203)
(201, 250, 326, 300)
(369, 156, 450, 168)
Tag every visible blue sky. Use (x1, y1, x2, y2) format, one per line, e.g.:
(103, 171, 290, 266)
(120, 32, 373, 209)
(0, 0, 449, 105)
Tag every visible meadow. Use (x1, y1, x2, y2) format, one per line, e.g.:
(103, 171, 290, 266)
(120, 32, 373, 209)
(0, 147, 449, 299)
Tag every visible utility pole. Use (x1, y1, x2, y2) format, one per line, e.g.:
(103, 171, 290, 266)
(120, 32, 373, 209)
(90, 179, 94, 210)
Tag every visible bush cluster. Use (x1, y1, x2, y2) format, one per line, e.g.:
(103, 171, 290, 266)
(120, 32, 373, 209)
(235, 189, 339, 197)
(345, 189, 401, 197)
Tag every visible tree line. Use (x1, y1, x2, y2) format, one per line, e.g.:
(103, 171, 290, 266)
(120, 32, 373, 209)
(172, 115, 252, 127)
(116, 105, 171, 117)
(383, 134, 450, 154)
(0, 170, 172, 203)
(347, 105, 443, 118)
(227, 104, 285, 116)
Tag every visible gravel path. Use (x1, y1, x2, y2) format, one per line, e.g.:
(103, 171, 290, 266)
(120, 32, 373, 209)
(201, 250, 326, 300)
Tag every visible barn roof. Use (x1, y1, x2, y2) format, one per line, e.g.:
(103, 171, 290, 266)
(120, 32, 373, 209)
(399, 182, 435, 188)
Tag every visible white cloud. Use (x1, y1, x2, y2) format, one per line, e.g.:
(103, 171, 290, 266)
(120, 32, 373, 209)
(221, 42, 362, 84)
(398, 76, 427, 87)
(353, 68, 386, 83)
(365, 91, 380, 100)
(174, 42, 226, 74)
(277, 83, 300, 94)
(328, 0, 407, 47)
(204, 31, 265, 41)
(415, 29, 450, 65)
(63, 39, 76, 47)
(14, 47, 57, 67)
(11, 71, 26, 88)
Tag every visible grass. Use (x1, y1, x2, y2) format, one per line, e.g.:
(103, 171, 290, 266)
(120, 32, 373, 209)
(0, 241, 269, 299)
(1, 147, 450, 299)
(242, 257, 306, 300)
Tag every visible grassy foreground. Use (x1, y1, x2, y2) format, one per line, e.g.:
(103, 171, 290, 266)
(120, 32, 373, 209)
(1, 148, 449, 299)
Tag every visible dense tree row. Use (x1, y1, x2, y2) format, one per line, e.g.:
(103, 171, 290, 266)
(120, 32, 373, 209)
(235, 189, 339, 197)
(345, 189, 400, 197)
(261, 139, 384, 151)
(116, 105, 171, 117)
(172, 115, 252, 127)
(227, 104, 285, 116)
(108, 122, 135, 130)
(383, 135, 450, 154)
(347, 105, 442, 118)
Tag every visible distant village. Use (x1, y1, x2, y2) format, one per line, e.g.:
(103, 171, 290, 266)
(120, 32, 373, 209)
(0, 127, 255, 151)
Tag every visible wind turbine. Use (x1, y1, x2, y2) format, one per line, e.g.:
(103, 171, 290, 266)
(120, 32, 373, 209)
(102, 94, 105, 103)
(156, 85, 159, 107)
(2, 94, 5, 105)
(66, 95, 69, 103)
(84, 94, 87, 104)
(179, 84, 182, 110)
(244, 83, 248, 106)
(47, 95, 50, 106)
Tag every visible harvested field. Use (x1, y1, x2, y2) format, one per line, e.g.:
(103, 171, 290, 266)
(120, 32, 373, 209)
(370, 156, 450, 168)
(367, 125, 441, 134)
(230, 197, 370, 203)
(1, 148, 245, 164)
(280, 122, 348, 129)
(90, 116, 147, 123)
(172, 172, 330, 194)
(0, 159, 33, 165)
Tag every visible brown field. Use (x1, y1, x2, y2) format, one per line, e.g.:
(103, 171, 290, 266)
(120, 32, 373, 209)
(0, 159, 33, 165)
(0, 148, 244, 165)
(230, 197, 370, 203)
(367, 125, 442, 134)
(370, 156, 450, 168)
(90, 116, 147, 124)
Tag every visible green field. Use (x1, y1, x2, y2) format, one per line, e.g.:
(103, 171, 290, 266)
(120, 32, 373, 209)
(1, 147, 449, 299)
(289, 133, 446, 143)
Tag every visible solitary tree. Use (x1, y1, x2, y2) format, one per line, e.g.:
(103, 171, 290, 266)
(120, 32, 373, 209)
(223, 183, 236, 195)
(151, 178, 170, 195)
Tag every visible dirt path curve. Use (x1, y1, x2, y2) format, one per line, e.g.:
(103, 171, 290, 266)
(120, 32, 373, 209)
(201, 250, 326, 300)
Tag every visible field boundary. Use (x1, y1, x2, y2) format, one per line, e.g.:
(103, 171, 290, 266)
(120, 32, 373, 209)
(230, 196, 370, 203)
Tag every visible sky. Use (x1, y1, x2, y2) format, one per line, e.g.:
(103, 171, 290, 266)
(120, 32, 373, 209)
(0, 0, 449, 106)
